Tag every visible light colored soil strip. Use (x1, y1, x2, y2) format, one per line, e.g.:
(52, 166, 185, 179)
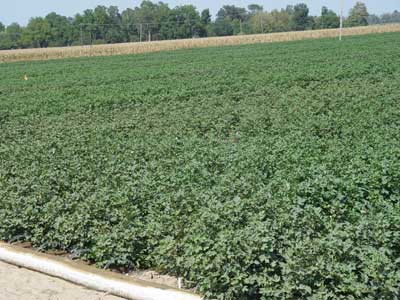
(0, 242, 201, 300)
(0, 260, 125, 300)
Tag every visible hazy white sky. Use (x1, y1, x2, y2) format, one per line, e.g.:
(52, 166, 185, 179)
(1, 0, 399, 26)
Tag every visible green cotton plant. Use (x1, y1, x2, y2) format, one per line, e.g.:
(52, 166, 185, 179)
(1, 32, 400, 300)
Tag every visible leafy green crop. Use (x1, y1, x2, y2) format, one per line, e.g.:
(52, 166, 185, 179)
(1, 33, 400, 300)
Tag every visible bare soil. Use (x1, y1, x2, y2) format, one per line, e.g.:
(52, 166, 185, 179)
(0, 260, 125, 300)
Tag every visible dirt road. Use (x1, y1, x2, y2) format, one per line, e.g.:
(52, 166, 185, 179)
(0, 260, 125, 300)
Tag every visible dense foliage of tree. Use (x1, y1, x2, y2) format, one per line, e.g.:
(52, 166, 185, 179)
(0, 23, 23, 49)
(380, 10, 400, 23)
(289, 3, 312, 30)
(316, 6, 341, 29)
(201, 9, 211, 26)
(0, 1, 396, 50)
(346, 2, 369, 27)
(368, 10, 400, 25)
(248, 4, 263, 15)
(212, 5, 251, 35)
(249, 10, 291, 33)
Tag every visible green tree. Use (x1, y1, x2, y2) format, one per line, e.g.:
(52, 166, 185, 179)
(216, 5, 249, 35)
(217, 5, 248, 22)
(285, 5, 295, 16)
(248, 4, 263, 15)
(74, 9, 96, 45)
(201, 9, 211, 25)
(105, 6, 124, 43)
(317, 6, 340, 29)
(211, 18, 234, 36)
(160, 5, 201, 39)
(250, 10, 291, 34)
(3, 22, 23, 48)
(380, 10, 400, 24)
(347, 2, 369, 27)
(22, 17, 51, 47)
(0, 22, 5, 50)
(249, 12, 265, 33)
(290, 3, 311, 30)
(45, 13, 74, 46)
(367, 14, 381, 25)
(92, 6, 111, 42)
(121, 8, 139, 42)
(200, 9, 212, 37)
(133, 1, 170, 41)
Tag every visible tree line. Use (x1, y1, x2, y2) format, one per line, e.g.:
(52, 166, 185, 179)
(0, 1, 398, 50)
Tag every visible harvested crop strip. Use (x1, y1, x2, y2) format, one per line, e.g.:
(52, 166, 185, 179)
(1, 24, 400, 63)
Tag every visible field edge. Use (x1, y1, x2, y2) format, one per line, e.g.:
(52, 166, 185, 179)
(1, 24, 399, 63)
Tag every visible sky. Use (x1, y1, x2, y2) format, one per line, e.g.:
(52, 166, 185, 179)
(1, 0, 399, 26)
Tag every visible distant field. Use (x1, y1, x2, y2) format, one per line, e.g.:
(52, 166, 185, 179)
(0, 24, 400, 62)
(1, 33, 400, 300)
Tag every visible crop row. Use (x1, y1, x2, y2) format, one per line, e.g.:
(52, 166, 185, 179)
(1, 33, 400, 299)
